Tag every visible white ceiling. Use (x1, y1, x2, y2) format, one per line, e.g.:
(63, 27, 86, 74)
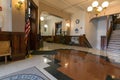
(39, 0, 120, 14)
(41, 13, 63, 20)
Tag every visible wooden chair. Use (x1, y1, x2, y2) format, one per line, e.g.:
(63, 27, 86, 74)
(0, 41, 11, 63)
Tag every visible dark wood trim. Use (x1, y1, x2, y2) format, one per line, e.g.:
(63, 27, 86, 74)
(28, 0, 39, 50)
(101, 36, 106, 50)
(0, 32, 26, 61)
(42, 35, 92, 48)
(55, 22, 62, 36)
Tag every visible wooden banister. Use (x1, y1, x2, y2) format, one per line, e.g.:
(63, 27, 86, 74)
(83, 34, 92, 48)
(107, 15, 118, 46)
(79, 34, 92, 48)
(107, 21, 113, 46)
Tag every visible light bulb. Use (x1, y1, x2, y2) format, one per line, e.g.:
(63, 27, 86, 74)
(97, 6, 103, 12)
(66, 23, 70, 27)
(19, 0, 24, 2)
(40, 17, 44, 21)
(44, 24, 48, 28)
(87, 6, 93, 12)
(92, 1, 99, 7)
(102, 1, 109, 8)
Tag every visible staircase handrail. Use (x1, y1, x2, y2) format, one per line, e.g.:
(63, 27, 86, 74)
(79, 34, 92, 48)
(107, 21, 113, 46)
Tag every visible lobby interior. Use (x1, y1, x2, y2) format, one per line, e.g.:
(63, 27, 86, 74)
(0, 0, 120, 80)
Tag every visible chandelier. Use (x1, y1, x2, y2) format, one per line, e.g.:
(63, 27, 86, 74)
(87, 0, 109, 16)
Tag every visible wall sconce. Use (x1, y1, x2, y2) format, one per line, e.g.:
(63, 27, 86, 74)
(40, 16, 45, 21)
(16, 0, 24, 10)
(66, 23, 70, 27)
(44, 24, 48, 32)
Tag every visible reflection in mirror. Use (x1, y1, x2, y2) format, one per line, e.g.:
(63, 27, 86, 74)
(40, 12, 68, 36)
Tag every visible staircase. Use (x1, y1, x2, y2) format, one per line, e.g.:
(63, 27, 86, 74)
(107, 17, 120, 63)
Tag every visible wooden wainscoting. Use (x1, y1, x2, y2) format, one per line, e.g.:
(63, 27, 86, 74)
(0, 32, 26, 61)
(11, 32, 26, 60)
(0, 32, 11, 41)
(42, 35, 92, 48)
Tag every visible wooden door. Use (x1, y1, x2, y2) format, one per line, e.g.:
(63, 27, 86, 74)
(55, 22, 62, 36)
(54, 22, 62, 43)
(29, 0, 38, 50)
(101, 36, 106, 50)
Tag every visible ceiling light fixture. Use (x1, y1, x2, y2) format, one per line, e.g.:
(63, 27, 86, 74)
(87, 0, 109, 16)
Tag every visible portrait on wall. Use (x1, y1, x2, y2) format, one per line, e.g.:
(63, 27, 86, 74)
(55, 22, 62, 35)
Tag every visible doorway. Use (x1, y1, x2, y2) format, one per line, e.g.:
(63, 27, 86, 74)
(28, 0, 38, 50)
(55, 22, 62, 36)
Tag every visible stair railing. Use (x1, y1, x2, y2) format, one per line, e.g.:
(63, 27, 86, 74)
(79, 34, 92, 48)
(107, 21, 113, 46)
(107, 15, 118, 46)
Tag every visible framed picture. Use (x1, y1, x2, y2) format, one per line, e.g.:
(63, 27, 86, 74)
(75, 19, 80, 24)
(55, 22, 62, 35)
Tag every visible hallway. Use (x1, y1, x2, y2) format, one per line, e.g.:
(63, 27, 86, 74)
(0, 42, 120, 80)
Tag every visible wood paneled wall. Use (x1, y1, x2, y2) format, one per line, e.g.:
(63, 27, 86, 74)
(42, 35, 92, 48)
(0, 32, 26, 60)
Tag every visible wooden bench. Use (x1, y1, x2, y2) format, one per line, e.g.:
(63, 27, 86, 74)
(0, 41, 11, 63)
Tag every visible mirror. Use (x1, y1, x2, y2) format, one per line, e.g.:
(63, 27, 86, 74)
(40, 12, 70, 36)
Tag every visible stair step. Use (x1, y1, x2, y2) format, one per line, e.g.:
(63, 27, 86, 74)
(108, 29, 120, 54)
(112, 32, 120, 34)
(110, 39, 120, 41)
(107, 47, 120, 50)
(108, 45, 120, 47)
(109, 41, 120, 43)
(112, 33, 120, 35)
(107, 49, 120, 53)
(116, 24, 120, 29)
(111, 34, 120, 36)
(107, 46, 120, 49)
(109, 39, 120, 42)
(113, 30, 120, 32)
(108, 44, 120, 47)
(107, 51, 120, 54)
(109, 42, 120, 44)
(111, 32, 120, 34)
(110, 37, 120, 40)
(109, 45, 120, 47)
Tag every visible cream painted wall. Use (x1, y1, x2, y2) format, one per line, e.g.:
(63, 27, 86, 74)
(85, 13, 98, 48)
(70, 9, 99, 48)
(12, 0, 39, 32)
(70, 10, 85, 36)
(0, 0, 12, 31)
(96, 17, 107, 50)
(12, 0, 25, 32)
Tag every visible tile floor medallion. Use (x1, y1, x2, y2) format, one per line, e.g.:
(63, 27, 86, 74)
(0, 67, 50, 80)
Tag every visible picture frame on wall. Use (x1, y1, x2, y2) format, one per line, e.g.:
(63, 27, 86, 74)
(75, 19, 80, 24)
(55, 22, 62, 35)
